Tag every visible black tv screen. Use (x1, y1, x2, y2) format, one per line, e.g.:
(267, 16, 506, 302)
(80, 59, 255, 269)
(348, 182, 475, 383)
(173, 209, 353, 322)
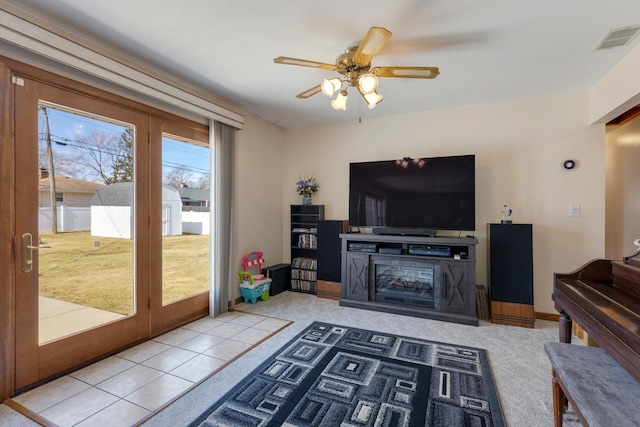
(349, 155, 475, 231)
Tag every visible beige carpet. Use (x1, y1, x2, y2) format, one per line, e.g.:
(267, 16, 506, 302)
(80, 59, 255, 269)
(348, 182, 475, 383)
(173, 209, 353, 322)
(0, 291, 581, 426)
(144, 292, 582, 427)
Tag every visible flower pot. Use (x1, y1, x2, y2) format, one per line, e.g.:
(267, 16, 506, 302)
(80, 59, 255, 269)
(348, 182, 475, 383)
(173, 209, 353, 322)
(302, 196, 312, 205)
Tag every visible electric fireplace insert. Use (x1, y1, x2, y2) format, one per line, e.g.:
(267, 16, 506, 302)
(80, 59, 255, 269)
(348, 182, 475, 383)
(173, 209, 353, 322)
(372, 258, 442, 309)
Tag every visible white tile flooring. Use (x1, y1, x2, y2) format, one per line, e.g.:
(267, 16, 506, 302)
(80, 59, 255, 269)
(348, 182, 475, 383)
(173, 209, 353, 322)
(11, 311, 291, 427)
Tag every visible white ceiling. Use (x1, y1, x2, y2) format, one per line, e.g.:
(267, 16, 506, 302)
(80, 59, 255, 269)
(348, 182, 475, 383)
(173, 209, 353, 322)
(4, 0, 640, 129)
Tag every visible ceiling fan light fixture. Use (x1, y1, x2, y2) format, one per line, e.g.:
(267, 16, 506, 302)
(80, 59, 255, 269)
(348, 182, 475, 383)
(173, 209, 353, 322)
(331, 90, 348, 111)
(321, 78, 342, 96)
(275, 27, 439, 112)
(363, 91, 383, 109)
(358, 74, 378, 94)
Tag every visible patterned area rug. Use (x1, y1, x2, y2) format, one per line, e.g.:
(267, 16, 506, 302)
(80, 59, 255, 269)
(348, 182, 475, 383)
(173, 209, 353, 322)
(190, 322, 505, 427)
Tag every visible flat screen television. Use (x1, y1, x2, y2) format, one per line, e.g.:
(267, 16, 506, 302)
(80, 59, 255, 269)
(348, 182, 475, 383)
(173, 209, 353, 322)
(349, 154, 475, 233)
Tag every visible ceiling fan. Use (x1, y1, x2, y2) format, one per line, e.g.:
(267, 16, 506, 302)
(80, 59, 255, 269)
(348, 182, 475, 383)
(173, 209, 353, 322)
(274, 26, 440, 111)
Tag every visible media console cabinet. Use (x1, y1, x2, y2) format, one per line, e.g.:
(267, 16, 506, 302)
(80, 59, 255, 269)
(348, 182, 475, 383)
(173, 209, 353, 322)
(339, 233, 479, 326)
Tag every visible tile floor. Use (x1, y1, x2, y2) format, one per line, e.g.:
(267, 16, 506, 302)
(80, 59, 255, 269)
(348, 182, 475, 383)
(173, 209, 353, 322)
(10, 311, 291, 427)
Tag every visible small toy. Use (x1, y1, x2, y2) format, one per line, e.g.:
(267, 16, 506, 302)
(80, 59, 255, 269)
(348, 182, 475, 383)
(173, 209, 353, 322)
(238, 251, 272, 304)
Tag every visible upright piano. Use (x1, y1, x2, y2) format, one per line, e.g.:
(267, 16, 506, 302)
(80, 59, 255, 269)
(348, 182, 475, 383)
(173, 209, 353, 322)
(553, 258, 640, 383)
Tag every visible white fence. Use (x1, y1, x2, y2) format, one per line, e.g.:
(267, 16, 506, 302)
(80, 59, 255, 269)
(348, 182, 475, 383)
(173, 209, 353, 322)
(182, 211, 210, 235)
(91, 206, 133, 239)
(38, 206, 210, 236)
(39, 207, 91, 233)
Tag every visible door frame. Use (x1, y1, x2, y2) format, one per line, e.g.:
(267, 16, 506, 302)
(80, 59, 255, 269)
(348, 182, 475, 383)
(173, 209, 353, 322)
(0, 56, 210, 399)
(14, 76, 151, 389)
(0, 55, 17, 401)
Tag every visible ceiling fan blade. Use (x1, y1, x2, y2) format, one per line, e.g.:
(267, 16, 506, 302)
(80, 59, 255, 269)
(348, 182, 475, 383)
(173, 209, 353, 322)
(371, 66, 440, 79)
(352, 27, 392, 67)
(296, 85, 322, 99)
(274, 56, 337, 71)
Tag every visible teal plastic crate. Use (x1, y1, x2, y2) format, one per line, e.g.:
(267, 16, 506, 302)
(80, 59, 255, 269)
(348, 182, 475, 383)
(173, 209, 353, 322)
(239, 281, 271, 304)
(238, 271, 271, 304)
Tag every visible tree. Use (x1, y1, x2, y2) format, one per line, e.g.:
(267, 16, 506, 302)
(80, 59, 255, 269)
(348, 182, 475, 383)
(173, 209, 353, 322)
(196, 174, 210, 189)
(38, 141, 84, 178)
(108, 128, 134, 183)
(49, 153, 85, 178)
(73, 131, 120, 183)
(164, 165, 193, 189)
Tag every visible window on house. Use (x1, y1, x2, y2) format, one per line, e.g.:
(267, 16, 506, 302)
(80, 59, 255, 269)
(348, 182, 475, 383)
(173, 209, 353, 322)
(55, 192, 63, 202)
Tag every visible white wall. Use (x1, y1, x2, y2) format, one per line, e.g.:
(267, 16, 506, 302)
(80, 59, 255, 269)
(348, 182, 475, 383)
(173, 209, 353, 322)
(281, 92, 606, 314)
(232, 114, 286, 299)
(590, 43, 640, 125)
(605, 116, 640, 259)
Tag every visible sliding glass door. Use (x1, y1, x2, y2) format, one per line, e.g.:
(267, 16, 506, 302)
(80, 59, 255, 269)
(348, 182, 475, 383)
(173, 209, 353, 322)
(9, 55, 214, 392)
(14, 78, 150, 388)
(161, 136, 210, 306)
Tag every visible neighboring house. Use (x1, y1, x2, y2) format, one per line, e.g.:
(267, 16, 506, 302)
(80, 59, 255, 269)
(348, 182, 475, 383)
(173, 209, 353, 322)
(178, 186, 210, 209)
(38, 170, 103, 232)
(38, 170, 103, 207)
(90, 182, 182, 238)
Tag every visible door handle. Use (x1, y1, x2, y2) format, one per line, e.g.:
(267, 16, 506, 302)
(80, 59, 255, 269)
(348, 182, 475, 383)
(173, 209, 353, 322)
(21, 233, 50, 273)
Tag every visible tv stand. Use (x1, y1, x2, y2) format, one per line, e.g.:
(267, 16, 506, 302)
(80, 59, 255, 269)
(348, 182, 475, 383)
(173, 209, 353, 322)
(372, 227, 437, 237)
(340, 233, 478, 326)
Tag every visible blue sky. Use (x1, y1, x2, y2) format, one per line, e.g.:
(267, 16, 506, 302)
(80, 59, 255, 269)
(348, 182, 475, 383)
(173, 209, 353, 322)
(39, 106, 210, 184)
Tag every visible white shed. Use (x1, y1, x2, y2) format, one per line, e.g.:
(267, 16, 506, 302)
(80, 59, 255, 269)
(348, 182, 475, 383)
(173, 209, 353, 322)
(90, 183, 182, 238)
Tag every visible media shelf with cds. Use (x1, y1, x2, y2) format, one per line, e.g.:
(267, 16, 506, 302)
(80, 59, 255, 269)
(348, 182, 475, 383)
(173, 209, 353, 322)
(340, 233, 479, 325)
(290, 205, 324, 294)
(291, 257, 317, 293)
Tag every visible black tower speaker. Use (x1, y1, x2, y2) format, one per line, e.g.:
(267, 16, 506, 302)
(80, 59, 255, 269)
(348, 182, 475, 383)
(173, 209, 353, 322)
(489, 223, 534, 327)
(317, 220, 348, 282)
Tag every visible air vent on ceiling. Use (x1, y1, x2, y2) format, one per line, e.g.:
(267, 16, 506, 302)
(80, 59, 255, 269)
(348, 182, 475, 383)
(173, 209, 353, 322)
(595, 25, 640, 50)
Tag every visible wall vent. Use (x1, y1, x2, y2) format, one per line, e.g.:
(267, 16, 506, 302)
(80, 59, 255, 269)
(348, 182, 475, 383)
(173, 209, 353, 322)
(595, 25, 640, 50)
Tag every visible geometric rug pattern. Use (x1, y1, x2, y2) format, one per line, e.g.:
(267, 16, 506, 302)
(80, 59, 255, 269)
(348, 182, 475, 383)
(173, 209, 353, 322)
(190, 322, 506, 426)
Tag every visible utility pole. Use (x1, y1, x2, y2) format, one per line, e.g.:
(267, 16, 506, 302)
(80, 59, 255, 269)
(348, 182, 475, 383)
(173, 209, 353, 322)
(41, 107, 58, 233)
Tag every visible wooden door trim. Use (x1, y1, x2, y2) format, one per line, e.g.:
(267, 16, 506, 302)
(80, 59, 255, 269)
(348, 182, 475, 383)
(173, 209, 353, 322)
(149, 118, 210, 336)
(0, 56, 209, 136)
(14, 76, 40, 388)
(0, 58, 16, 402)
(157, 293, 209, 335)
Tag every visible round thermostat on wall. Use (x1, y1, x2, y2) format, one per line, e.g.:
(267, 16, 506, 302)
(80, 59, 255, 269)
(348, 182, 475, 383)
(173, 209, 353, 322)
(563, 159, 576, 170)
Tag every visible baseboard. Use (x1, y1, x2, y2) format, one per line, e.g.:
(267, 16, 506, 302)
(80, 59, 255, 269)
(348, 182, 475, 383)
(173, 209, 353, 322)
(229, 296, 244, 308)
(535, 311, 560, 322)
(229, 293, 563, 323)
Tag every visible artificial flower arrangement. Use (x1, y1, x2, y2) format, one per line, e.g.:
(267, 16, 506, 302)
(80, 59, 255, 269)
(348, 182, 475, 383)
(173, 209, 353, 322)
(296, 176, 319, 197)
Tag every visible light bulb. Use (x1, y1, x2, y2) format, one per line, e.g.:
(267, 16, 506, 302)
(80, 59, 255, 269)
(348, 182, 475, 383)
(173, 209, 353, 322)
(321, 78, 341, 97)
(358, 74, 378, 94)
(331, 90, 348, 111)
(363, 91, 383, 109)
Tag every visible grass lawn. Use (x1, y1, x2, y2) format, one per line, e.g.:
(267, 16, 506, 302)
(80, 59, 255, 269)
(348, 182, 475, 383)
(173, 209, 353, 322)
(39, 231, 209, 314)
